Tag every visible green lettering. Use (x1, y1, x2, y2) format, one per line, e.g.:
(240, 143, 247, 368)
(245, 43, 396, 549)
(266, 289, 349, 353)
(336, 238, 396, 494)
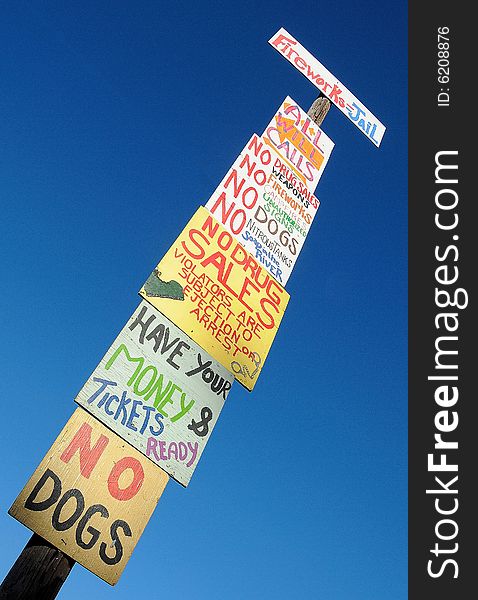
(105, 344, 144, 385)
(155, 383, 181, 416)
(171, 392, 195, 422)
(145, 374, 172, 415)
(133, 365, 158, 396)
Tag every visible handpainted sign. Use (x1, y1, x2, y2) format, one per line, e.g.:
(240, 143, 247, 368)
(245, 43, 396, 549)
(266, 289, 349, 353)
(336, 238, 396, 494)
(269, 28, 386, 147)
(205, 131, 320, 285)
(262, 96, 334, 191)
(139, 206, 290, 391)
(9, 408, 168, 585)
(75, 301, 233, 487)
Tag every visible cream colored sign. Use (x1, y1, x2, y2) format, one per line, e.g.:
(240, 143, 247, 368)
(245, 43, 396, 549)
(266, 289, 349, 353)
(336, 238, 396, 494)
(9, 408, 168, 585)
(139, 207, 289, 391)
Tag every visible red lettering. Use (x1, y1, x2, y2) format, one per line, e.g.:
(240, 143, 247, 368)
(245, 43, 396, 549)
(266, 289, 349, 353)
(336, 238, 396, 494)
(229, 209, 247, 234)
(60, 422, 109, 479)
(201, 251, 232, 284)
(217, 230, 233, 251)
(239, 153, 256, 178)
(224, 168, 245, 197)
(294, 55, 307, 70)
(257, 297, 279, 330)
(247, 135, 272, 165)
(242, 186, 258, 209)
(210, 191, 236, 222)
(231, 242, 248, 266)
(237, 278, 258, 312)
(209, 193, 246, 234)
(107, 456, 144, 501)
(182, 228, 208, 259)
(271, 33, 297, 50)
(202, 214, 220, 239)
(329, 84, 343, 103)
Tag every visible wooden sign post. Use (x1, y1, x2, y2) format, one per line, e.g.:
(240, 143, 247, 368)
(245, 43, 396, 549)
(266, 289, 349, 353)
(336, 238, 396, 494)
(0, 534, 75, 600)
(0, 94, 330, 600)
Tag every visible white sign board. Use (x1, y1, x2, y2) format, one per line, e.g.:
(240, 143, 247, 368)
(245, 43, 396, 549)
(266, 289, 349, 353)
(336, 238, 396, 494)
(205, 131, 321, 285)
(262, 96, 334, 192)
(75, 301, 233, 487)
(269, 28, 386, 147)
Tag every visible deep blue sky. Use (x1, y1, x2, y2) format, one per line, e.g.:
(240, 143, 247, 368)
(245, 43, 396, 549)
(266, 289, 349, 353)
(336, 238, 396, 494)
(1, 1, 407, 598)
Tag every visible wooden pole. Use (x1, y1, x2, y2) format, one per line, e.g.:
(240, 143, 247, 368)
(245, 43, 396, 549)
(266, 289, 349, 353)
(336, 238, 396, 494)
(307, 94, 331, 126)
(0, 93, 330, 600)
(0, 534, 74, 600)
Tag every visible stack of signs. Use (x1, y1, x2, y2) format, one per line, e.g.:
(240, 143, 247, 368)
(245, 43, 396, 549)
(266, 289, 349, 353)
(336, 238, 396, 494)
(9, 301, 233, 583)
(139, 207, 289, 391)
(9, 409, 168, 585)
(75, 301, 233, 487)
(9, 27, 384, 590)
(206, 97, 332, 285)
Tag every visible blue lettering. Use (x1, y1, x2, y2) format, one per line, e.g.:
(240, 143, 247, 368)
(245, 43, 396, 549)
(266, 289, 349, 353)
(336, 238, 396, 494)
(114, 391, 131, 425)
(104, 394, 119, 415)
(126, 399, 142, 431)
(86, 377, 116, 405)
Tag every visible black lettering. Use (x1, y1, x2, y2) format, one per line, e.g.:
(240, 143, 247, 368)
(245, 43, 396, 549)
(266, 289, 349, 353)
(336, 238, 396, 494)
(254, 205, 268, 224)
(221, 380, 232, 400)
(185, 353, 210, 377)
(202, 369, 215, 384)
(145, 323, 167, 353)
(188, 406, 213, 437)
(76, 504, 109, 550)
(129, 305, 155, 344)
(210, 374, 225, 394)
(166, 340, 190, 370)
(99, 519, 132, 565)
(51, 489, 84, 531)
(24, 469, 61, 512)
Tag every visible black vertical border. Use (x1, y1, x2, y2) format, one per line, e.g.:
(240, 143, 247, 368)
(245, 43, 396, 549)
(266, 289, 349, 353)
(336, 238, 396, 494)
(409, 4, 472, 599)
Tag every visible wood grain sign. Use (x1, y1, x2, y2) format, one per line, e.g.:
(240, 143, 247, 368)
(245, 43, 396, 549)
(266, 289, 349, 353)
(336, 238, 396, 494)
(205, 132, 321, 285)
(9, 409, 168, 585)
(139, 207, 290, 391)
(75, 301, 233, 487)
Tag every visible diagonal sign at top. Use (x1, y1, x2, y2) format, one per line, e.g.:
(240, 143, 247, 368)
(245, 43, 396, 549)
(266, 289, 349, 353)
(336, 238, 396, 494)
(269, 27, 386, 147)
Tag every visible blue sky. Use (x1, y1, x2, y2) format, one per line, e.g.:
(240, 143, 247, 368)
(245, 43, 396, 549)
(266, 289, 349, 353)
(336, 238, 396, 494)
(0, 1, 407, 598)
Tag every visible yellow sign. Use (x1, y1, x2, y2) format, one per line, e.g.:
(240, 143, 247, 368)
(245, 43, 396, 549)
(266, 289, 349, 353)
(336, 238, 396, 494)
(139, 206, 289, 390)
(9, 408, 169, 585)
